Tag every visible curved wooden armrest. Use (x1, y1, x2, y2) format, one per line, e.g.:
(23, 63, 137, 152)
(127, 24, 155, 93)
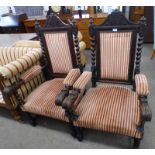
(55, 88, 70, 106)
(140, 96, 152, 122)
(140, 101, 152, 122)
(62, 90, 79, 110)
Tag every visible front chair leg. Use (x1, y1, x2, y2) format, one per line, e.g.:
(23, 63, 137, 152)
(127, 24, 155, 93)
(28, 113, 37, 127)
(133, 138, 141, 149)
(69, 123, 77, 138)
(10, 109, 22, 121)
(75, 127, 84, 141)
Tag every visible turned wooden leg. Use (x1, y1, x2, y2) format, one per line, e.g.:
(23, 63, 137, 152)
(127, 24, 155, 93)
(92, 80, 96, 88)
(28, 113, 37, 127)
(69, 123, 77, 138)
(75, 127, 84, 141)
(10, 110, 22, 121)
(133, 138, 141, 149)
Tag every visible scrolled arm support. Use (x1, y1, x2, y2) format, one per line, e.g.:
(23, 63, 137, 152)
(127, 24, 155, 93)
(55, 87, 70, 106)
(139, 96, 152, 122)
(62, 90, 79, 110)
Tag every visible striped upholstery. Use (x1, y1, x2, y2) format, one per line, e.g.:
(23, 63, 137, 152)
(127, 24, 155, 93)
(63, 69, 80, 87)
(135, 74, 149, 96)
(0, 47, 45, 108)
(23, 78, 67, 121)
(100, 32, 132, 80)
(74, 86, 142, 138)
(0, 50, 42, 79)
(73, 71, 92, 91)
(0, 47, 38, 65)
(0, 91, 5, 105)
(20, 65, 42, 83)
(44, 32, 73, 74)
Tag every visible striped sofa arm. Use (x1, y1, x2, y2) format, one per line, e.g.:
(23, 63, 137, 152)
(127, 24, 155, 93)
(55, 68, 81, 106)
(0, 50, 42, 80)
(20, 65, 42, 83)
(135, 74, 149, 96)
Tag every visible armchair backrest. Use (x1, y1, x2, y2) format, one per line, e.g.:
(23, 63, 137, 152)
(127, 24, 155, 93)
(35, 13, 81, 78)
(90, 11, 146, 84)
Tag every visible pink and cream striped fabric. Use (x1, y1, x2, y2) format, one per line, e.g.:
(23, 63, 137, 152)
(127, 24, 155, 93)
(0, 50, 42, 79)
(135, 74, 149, 96)
(74, 86, 142, 138)
(44, 32, 73, 74)
(100, 32, 132, 80)
(63, 69, 80, 87)
(23, 78, 68, 121)
(20, 65, 42, 83)
(73, 71, 92, 91)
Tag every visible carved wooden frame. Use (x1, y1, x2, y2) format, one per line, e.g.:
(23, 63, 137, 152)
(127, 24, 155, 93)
(89, 11, 144, 86)
(35, 13, 82, 79)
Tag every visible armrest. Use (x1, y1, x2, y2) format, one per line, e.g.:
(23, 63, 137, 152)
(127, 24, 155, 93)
(0, 50, 42, 80)
(135, 74, 149, 96)
(20, 65, 42, 83)
(62, 71, 92, 110)
(63, 68, 81, 87)
(73, 71, 92, 91)
(55, 68, 80, 106)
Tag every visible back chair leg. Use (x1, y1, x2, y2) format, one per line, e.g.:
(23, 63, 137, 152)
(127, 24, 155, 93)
(75, 127, 84, 141)
(133, 138, 141, 149)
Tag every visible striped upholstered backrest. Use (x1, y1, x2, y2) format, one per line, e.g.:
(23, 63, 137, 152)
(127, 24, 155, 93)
(44, 32, 73, 74)
(99, 31, 132, 80)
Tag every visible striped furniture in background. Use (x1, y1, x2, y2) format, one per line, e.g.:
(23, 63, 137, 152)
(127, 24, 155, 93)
(0, 47, 45, 115)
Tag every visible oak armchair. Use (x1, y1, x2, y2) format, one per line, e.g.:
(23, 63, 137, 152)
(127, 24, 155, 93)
(62, 11, 152, 148)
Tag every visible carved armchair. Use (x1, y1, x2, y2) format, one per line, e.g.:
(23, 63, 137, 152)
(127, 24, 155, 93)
(0, 14, 83, 128)
(62, 11, 152, 148)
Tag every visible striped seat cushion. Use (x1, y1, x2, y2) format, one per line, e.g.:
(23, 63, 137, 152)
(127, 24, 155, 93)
(74, 86, 142, 138)
(23, 78, 68, 121)
(0, 91, 5, 105)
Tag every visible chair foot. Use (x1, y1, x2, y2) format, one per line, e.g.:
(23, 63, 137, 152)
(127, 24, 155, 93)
(10, 110, 22, 121)
(133, 138, 141, 149)
(28, 114, 37, 127)
(75, 127, 84, 141)
(70, 124, 77, 138)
